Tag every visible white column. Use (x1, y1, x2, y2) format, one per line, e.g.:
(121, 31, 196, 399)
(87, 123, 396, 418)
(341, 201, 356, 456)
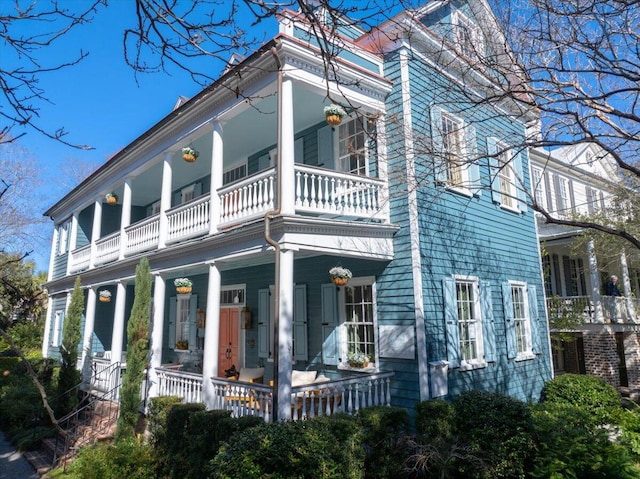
(276, 248, 294, 421)
(279, 75, 295, 215)
(158, 152, 173, 248)
(209, 122, 223, 235)
(47, 228, 59, 282)
(81, 287, 97, 383)
(110, 281, 127, 365)
(202, 262, 221, 409)
(42, 297, 54, 357)
(621, 251, 635, 321)
(65, 212, 79, 277)
(148, 273, 166, 398)
(119, 177, 133, 259)
(587, 241, 603, 322)
(89, 197, 103, 268)
(376, 114, 390, 222)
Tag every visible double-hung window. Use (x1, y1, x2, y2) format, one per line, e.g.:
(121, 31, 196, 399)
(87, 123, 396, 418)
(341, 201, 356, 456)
(487, 137, 527, 212)
(496, 142, 517, 209)
(503, 281, 539, 360)
(531, 167, 546, 209)
(341, 280, 376, 366)
(338, 117, 369, 176)
(453, 10, 484, 59)
(441, 113, 465, 187)
(456, 279, 483, 363)
(511, 283, 532, 356)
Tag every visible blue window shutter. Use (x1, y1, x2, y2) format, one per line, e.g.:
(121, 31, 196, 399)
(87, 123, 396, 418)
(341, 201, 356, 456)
(480, 281, 496, 362)
(443, 277, 460, 368)
(194, 182, 202, 197)
(321, 283, 339, 365)
(293, 284, 308, 361)
(317, 125, 334, 169)
(188, 295, 198, 349)
(514, 152, 528, 212)
(487, 137, 502, 203)
(168, 297, 176, 348)
(502, 282, 517, 359)
(257, 153, 270, 171)
(258, 289, 270, 359)
(430, 106, 447, 183)
(528, 285, 541, 354)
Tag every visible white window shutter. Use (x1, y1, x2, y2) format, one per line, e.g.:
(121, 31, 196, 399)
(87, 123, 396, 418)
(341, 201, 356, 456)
(443, 277, 460, 368)
(321, 283, 339, 365)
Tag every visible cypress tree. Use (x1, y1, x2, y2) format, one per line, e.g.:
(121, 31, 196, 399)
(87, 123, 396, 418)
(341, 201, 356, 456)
(116, 257, 151, 439)
(56, 276, 83, 416)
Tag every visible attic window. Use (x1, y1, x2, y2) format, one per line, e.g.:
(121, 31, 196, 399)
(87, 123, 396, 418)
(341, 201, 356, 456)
(453, 10, 484, 58)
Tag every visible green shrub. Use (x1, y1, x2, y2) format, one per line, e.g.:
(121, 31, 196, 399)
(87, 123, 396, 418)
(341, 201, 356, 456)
(147, 396, 183, 447)
(357, 406, 410, 479)
(66, 436, 156, 479)
(530, 402, 640, 478)
(415, 399, 455, 442)
(211, 414, 364, 479)
(541, 374, 621, 424)
(453, 390, 536, 479)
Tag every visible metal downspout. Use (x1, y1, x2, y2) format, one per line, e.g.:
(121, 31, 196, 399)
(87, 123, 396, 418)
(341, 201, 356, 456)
(265, 44, 282, 421)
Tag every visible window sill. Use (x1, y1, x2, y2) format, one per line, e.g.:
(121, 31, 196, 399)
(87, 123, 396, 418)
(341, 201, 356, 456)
(515, 352, 536, 362)
(499, 203, 521, 214)
(458, 360, 487, 371)
(444, 184, 473, 198)
(338, 363, 377, 373)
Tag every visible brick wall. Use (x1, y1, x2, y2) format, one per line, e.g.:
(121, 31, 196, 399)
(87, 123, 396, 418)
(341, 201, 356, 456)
(582, 331, 620, 390)
(624, 332, 640, 395)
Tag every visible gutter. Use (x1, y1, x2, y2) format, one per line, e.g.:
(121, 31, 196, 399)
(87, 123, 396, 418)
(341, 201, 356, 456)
(265, 43, 283, 421)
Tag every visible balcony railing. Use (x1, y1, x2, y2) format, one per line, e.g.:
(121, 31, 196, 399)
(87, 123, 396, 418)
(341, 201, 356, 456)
(156, 367, 203, 404)
(68, 166, 389, 274)
(547, 295, 640, 325)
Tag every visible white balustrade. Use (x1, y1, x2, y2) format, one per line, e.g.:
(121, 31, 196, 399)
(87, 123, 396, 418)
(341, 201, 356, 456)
(166, 194, 211, 244)
(125, 216, 160, 255)
(294, 165, 385, 220)
(218, 168, 275, 226)
(95, 232, 120, 266)
(156, 367, 203, 404)
(69, 244, 91, 273)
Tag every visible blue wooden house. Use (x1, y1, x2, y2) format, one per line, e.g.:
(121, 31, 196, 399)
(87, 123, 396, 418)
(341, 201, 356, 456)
(42, 0, 551, 421)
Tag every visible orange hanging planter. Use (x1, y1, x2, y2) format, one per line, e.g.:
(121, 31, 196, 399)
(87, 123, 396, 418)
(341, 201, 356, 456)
(325, 113, 343, 126)
(329, 265, 352, 286)
(105, 193, 118, 205)
(323, 104, 346, 126)
(181, 147, 199, 163)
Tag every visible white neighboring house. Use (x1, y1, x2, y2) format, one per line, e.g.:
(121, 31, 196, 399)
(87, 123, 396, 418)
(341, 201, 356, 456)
(530, 143, 640, 396)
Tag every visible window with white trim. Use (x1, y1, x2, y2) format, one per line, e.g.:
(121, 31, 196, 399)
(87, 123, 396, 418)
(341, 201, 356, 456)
(496, 141, 517, 209)
(510, 282, 532, 356)
(341, 278, 376, 364)
(51, 310, 64, 346)
(58, 221, 70, 255)
(553, 174, 571, 214)
(175, 296, 191, 346)
(223, 163, 247, 185)
(453, 10, 484, 58)
(337, 117, 369, 176)
(456, 279, 484, 363)
(531, 167, 546, 209)
(151, 200, 161, 215)
(441, 113, 467, 187)
(181, 184, 195, 204)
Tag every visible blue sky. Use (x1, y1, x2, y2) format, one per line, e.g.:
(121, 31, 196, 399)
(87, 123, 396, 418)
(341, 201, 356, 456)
(3, 2, 279, 272)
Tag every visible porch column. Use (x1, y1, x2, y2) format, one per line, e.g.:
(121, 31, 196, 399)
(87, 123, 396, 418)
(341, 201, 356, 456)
(279, 75, 295, 215)
(66, 212, 79, 275)
(209, 121, 223, 235)
(81, 286, 97, 384)
(376, 114, 391, 222)
(110, 281, 127, 365)
(119, 177, 133, 260)
(587, 241, 603, 322)
(158, 152, 173, 249)
(148, 273, 166, 399)
(42, 297, 54, 357)
(47, 228, 59, 282)
(620, 251, 635, 321)
(202, 262, 221, 409)
(89, 196, 103, 269)
(276, 248, 294, 421)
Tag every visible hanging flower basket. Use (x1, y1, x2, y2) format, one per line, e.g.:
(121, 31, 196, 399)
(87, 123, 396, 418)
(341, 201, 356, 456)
(324, 104, 346, 126)
(174, 277, 192, 294)
(99, 290, 112, 303)
(329, 266, 352, 286)
(105, 193, 118, 205)
(182, 147, 199, 163)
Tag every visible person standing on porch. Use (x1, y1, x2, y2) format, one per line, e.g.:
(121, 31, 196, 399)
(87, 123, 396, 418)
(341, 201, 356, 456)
(606, 275, 621, 297)
(605, 275, 623, 323)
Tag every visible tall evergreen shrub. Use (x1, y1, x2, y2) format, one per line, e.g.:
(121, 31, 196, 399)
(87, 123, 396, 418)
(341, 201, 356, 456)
(56, 276, 83, 416)
(116, 258, 151, 439)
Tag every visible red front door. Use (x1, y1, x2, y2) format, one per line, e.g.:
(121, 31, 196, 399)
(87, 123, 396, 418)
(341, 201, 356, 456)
(217, 308, 239, 377)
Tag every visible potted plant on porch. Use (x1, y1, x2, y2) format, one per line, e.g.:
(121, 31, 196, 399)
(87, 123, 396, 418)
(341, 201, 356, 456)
(174, 277, 192, 294)
(329, 266, 352, 286)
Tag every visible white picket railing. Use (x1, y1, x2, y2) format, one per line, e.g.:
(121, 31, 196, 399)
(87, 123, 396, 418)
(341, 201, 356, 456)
(294, 165, 386, 220)
(69, 244, 91, 273)
(218, 169, 276, 227)
(166, 194, 211, 244)
(125, 215, 160, 255)
(156, 367, 203, 404)
(94, 232, 120, 266)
